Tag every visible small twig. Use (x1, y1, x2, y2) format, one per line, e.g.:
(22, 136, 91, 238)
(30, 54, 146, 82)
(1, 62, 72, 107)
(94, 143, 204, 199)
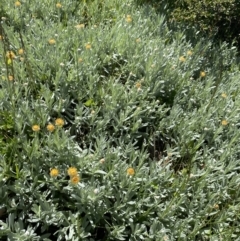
(206, 57, 223, 112)
(18, 30, 34, 81)
(0, 21, 14, 79)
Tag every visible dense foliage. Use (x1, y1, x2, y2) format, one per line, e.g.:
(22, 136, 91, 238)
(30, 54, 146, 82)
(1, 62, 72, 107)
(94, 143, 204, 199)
(1, 0, 240, 240)
(172, 0, 240, 47)
(138, 0, 240, 49)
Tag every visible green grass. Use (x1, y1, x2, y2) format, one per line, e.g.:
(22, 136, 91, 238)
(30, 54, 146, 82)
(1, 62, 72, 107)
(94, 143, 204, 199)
(1, 0, 240, 240)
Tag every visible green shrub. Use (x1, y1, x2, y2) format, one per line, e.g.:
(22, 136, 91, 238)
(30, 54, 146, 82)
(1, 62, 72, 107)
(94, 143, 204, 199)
(171, 0, 240, 46)
(136, 0, 240, 49)
(1, 0, 240, 240)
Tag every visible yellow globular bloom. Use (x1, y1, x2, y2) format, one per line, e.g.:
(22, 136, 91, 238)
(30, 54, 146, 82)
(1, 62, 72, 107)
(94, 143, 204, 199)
(213, 204, 219, 210)
(32, 125, 40, 132)
(67, 167, 78, 177)
(56, 3, 62, 8)
(0, 35, 2, 40)
(163, 235, 169, 241)
(50, 168, 59, 177)
(200, 71, 206, 78)
(18, 48, 24, 55)
(78, 58, 83, 63)
(55, 118, 64, 127)
(6, 51, 15, 60)
(135, 82, 141, 89)
(99, 158, 105, 164)
(47, 123, 55, 132)
(15, 1, 21, 7)
(48, 39, 56, 45)
(70, 175, 80, 184)
(221, 120, 228, 126)
(179, 56, 186, 62)
(85, 43, 91, 49)
(75, 24, 85, 29)
(8, 75, 14, 81)
(136, 38, 141, 43)
(221, 93, 227, 98)
(126, 15, 132, 23)
(127, 167, 135, 176)
(187, 50, 193, 56)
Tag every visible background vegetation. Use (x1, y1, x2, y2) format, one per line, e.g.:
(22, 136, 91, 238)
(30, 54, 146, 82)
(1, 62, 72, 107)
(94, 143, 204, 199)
(138, 0, 240, 49)
(1, 0, 240, 240)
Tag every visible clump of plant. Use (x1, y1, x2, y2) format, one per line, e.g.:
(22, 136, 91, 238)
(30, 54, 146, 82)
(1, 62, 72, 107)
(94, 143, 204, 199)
(1, 0, 240, 240)
(171, 0, 240, 47)
(135, 0, 240, 50)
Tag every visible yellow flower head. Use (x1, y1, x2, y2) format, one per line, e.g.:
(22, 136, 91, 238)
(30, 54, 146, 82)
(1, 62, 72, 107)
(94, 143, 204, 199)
(221, 120, 228, 126)
(213, 204, 219, 210)
(8, 75, 14, 81)
(75, 24, 85, 29)
(70, 175, 80, 184)
(15, 1, 21, 7)
(0, 35, 2, 40)
(99, 158, 105, 164)
(67, 167, 78, 177)
(78, 58, 83, 63)
(56, 3, 62, 8)
(32, 124, 40, 132)
(18, 48, 24, 55)
(6, 51, 15, 60)
(127, 167, 135, 176)
(47, 123, 55, 132)
(85, 43, 91, 49)
(135, 82, 141, 89)
(55, 118, 64, 127)
(221, 93, 227, 98)
(136, 38, 141, 43)
(50, 168, 59, 177)
(179, 56, 186, 62)
(126, 15, 132, 23)
(48, 39, 56, 45)
(187, 50, 193, 56)
(200, 71, 206, 78)
(163, 235, 169, 241)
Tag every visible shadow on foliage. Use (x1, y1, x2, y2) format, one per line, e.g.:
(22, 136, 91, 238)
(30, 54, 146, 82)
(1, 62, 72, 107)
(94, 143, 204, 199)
(135, 0, 240, 52)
